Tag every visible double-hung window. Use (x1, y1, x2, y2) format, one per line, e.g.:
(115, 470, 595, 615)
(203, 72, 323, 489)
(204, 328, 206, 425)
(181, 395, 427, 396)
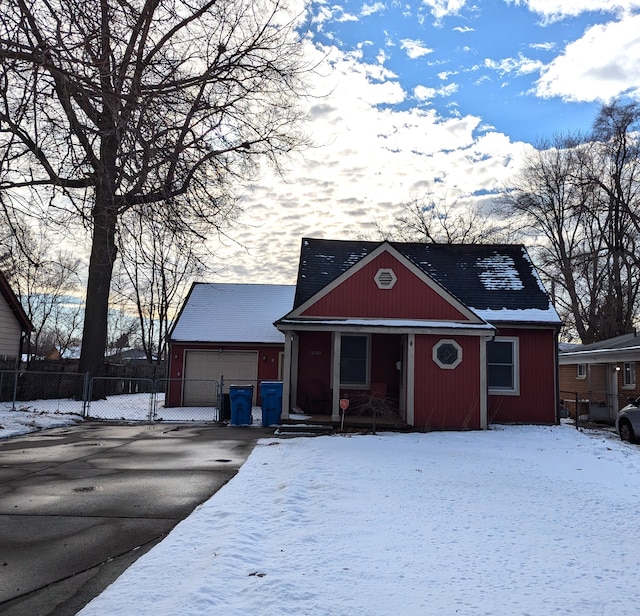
(624, 362, 636, 389)
(487, 337, 519, 395)
(339, 334, 369, 388)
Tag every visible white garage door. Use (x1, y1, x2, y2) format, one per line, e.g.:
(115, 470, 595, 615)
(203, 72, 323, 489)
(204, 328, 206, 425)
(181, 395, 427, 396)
(183, 350, 258, 406)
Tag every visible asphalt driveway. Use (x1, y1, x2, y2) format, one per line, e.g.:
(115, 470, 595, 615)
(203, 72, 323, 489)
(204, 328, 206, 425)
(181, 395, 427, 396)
(0, 421, 271, 616)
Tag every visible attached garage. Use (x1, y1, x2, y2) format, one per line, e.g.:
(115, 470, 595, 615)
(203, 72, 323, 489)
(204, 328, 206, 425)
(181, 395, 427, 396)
(182, 350, 258, 406)
(166, 283, 295, 408)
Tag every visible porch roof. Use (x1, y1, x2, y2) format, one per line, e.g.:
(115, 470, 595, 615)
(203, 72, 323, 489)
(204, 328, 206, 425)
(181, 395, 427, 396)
(276, 317, 495, 336)
(559, 332, 640, 364)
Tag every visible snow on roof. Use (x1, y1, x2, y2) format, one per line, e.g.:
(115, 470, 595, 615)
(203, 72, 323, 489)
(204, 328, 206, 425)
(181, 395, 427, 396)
(171, 283, 295, 344)
(473, 307, 561, 324)
(475, 255, 524, 291)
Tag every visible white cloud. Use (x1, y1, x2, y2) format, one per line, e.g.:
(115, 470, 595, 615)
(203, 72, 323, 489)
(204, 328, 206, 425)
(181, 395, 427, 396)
(536, 14, 640, 101)
(415, 82, 459, 99)
(210, 43, 529, 284)
(529, 41, 555, 51)
(485, 54, 544, 76)
(414, 85, 437, 100)
(421, 0, 468, 21)
(400, 38, 434, 58)
(453, 25, 474, 32)
(361, 2, 386, 16)
(507, 0, 640, 21)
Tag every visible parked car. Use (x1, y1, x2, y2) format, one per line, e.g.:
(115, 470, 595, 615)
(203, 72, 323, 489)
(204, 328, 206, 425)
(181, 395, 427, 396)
(616, 398, 640, 443)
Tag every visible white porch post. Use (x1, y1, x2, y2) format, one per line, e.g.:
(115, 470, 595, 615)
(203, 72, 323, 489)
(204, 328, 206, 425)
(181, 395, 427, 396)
(281, 332, 293, 420)
(332, 332, 341, 422)
(291, 333, 299, 413)
(610, 362, 620, 421)
(406, 333, 415, 426)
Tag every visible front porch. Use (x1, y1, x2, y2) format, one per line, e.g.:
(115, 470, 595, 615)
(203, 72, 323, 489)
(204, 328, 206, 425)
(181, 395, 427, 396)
(281, 408, 410, 434)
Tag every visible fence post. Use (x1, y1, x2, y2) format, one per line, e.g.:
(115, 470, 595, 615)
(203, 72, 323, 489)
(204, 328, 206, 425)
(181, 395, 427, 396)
(148, 381, 154, 421)
(81, 373, 90, 417)
(11, 370, 20, 412)
(152, 379, 158, 420)
(219, 375, 224, 423)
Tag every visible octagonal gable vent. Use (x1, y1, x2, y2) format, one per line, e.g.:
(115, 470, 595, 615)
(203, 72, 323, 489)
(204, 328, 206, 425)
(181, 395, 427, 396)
(375, 268, 397, 290)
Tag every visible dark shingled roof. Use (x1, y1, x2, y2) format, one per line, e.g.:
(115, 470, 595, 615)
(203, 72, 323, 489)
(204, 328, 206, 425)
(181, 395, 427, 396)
(293, 238, 557, 320)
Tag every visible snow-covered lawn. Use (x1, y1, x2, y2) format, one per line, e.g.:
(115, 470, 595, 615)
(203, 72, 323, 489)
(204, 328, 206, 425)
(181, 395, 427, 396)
(0, 400, 84, 438)
(0, 393, 224, 439)
(75, 423, 638, 616)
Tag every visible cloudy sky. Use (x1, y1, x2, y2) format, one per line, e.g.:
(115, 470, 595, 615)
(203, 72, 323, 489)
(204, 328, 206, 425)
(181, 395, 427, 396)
(214, 0, 640, 285)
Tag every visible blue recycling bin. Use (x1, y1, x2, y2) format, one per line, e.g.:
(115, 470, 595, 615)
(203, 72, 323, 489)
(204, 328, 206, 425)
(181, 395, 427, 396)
(229, 385, 253, 426)
(260, 381, 283, 427)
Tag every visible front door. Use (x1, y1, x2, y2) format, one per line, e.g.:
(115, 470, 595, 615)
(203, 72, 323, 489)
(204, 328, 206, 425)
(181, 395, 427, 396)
(399, 335, 408, 421)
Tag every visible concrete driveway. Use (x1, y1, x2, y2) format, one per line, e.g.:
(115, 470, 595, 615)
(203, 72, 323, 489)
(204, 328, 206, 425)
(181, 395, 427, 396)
(0, 421, 271, 616)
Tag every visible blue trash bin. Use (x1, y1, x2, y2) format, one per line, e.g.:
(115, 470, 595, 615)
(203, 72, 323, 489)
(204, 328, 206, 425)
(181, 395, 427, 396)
(229, 385, 253, 426)
(260, 381, 283, 427)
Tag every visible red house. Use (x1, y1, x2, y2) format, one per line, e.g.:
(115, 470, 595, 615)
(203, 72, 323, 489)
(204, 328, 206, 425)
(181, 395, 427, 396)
(275, 239, 561, 430)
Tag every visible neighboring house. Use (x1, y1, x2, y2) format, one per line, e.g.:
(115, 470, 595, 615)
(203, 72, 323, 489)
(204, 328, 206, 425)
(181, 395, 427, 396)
(275, 238, 562, 430)
(0, 270, 33, 368)
(166, 283, 296, 406)
(559, 332, 640, 423)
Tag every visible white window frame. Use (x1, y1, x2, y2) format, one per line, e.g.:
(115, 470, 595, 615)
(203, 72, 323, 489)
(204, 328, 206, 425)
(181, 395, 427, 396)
(432, 339, 463, 370)
(338, 333, 371, 389)
(487, 337, 520, 396)
(576, 363, 586, 380)
(623, 362, 636, 389)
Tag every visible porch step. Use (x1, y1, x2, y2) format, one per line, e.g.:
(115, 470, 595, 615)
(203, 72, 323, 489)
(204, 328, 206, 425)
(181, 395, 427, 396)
(274, 423, 334, 438)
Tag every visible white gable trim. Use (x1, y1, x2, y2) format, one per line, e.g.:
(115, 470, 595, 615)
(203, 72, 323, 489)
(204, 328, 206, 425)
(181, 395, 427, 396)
(284, 242, 485, 324)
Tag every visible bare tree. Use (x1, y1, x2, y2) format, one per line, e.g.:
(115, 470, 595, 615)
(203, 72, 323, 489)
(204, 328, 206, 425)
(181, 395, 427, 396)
(0, 0, 310, 377)
(500, 103, 640, 343)
(0, 219, 83, 360)
(379, 193, 506, 244)
(112, 211, 209, 368)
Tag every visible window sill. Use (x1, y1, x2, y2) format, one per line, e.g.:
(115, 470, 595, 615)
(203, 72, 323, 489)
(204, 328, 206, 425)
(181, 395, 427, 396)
(488, 388, 520, 396)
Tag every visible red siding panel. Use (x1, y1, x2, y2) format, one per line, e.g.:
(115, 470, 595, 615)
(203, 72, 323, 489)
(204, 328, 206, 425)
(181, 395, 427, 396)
(488, 328, 556, 424)
(413, 335, 482, 430)
(301, 251, 471, 321)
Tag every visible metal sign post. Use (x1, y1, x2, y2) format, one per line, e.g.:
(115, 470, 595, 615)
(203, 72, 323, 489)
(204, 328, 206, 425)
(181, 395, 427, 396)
(339, 398, 349, 431)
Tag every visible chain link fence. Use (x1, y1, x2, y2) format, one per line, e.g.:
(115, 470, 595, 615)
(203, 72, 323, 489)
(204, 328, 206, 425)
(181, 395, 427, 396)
(560, 389, 629, 429)
(0, 370, 224, 423)
(0, 370, 88, 416)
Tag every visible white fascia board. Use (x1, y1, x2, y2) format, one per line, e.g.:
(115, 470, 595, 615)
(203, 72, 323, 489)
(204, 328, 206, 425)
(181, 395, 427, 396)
(276, 318, 495, 337)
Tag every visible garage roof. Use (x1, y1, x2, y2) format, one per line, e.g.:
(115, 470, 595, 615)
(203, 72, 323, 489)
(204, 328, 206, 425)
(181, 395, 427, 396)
(170, 283, 295, 344)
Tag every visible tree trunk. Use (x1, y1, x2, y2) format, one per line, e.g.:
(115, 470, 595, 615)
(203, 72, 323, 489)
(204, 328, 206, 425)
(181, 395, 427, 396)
(78, 201, 118, 379)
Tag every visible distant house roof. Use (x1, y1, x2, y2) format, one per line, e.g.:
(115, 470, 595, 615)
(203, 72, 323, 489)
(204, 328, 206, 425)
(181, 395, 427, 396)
(559, 332, 640, 364)
(170, 283, 296, 344)
(293, 238, 561, 326)
(0, 270, 33, 333)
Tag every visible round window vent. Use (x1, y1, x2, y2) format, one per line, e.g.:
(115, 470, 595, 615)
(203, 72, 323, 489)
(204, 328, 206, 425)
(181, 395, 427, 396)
(375, 268, 397, 289)
(433, 339, 463, 369)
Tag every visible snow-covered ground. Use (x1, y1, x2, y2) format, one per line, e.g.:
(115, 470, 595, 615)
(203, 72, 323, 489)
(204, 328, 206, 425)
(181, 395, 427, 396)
(73, 422, 637, 616)
(2, 400, 636, 615)
(0, 399, 84, 438)
(0, 394, 224, 439)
